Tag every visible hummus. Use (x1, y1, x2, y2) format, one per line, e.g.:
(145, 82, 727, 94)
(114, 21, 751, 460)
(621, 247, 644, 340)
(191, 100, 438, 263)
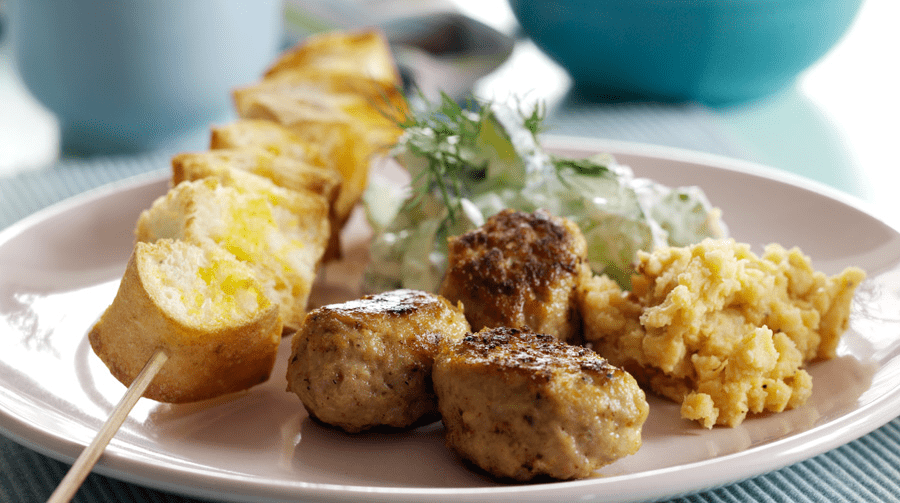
(578, 238, 866, 428)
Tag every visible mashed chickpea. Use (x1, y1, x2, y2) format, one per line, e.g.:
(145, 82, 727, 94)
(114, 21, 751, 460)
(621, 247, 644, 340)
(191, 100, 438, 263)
(578, 238, 865, 428)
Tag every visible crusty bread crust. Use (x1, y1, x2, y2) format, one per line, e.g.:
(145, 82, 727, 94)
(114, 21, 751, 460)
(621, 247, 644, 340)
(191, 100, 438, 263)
(209, 119, 324, 165)
(88, 240, 282, 403)
(232, 69, 406, 151)
(172, 148, 341, 210)
(264, 29, 402, 87)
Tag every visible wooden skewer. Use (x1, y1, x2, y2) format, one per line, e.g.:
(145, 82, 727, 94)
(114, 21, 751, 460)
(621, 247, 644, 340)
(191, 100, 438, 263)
(47, 348, 169, 503)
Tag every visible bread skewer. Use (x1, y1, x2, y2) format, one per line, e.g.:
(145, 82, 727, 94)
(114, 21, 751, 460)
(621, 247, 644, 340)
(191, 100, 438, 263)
(55, 201, 286, 500)
(47, 28, 399, 503)
(47, 349, 169, 503)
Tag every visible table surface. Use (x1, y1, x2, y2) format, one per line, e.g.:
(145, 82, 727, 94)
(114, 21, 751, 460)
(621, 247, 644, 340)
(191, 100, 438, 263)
(1, 1, 899, 502)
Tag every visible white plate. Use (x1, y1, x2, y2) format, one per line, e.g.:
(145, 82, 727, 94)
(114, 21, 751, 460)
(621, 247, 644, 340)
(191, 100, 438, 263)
(2, 138, 900, 503)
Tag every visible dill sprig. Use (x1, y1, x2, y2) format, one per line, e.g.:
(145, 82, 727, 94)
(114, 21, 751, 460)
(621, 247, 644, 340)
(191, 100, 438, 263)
(396, 93, 488, 225)
(395, 93, 555, 225)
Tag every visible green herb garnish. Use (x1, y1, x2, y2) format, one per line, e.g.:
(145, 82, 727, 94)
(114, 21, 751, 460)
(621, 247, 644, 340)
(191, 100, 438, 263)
(363, 95, 726, 293)
(396, 93, 490, 226)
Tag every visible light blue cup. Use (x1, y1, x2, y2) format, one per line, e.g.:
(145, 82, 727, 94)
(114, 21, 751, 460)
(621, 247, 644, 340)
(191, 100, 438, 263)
(11, 0, 283, 154)
(509, 0, 864, 105)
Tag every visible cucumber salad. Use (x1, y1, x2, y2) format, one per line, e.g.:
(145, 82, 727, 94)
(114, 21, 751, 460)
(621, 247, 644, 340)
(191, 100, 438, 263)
(363, 95, 726, 293)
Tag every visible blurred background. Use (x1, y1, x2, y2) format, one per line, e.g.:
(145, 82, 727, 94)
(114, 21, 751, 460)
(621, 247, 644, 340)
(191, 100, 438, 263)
(0, 0, 897, 215)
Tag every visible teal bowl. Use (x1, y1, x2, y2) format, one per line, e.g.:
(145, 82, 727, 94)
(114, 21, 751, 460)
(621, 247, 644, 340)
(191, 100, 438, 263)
(509, 0, 864, 105)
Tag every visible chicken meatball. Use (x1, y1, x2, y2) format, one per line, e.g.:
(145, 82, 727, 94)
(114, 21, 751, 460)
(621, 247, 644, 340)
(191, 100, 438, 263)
(433, 327, 648, 481)
(286, 289, 470, 433)
(439, 209, 591, 343)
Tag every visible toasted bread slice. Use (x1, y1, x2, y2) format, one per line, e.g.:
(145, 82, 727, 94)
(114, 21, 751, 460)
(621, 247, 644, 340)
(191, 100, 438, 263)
(210, 119, 325, 166)
(135, 176, 328, 331)
(89, 239, 282, 403)
(265, 29, 401, 88)
(172, 148, 341, 209)
(172, 148, 342, 260)
(210, 118, 366, 236)
(232, 93, 374, 228)
(233, 69, 407, 150)
(260, 66, 405, 105)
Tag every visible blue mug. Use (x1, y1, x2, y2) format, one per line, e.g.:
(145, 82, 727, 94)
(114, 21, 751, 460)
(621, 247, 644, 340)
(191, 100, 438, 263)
(11, 0, 283, 155)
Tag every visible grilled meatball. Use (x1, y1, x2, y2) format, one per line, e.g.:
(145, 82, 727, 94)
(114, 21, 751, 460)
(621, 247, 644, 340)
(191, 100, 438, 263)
(286, 289, 470, 433)
(438, 209, 590, 343)
(433, 327, 648, 481)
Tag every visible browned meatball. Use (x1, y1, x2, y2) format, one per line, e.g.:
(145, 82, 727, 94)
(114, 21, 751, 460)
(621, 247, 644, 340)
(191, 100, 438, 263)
(286, 289, 470, 433)
(433, 327, 648, 481)
(438, 209, 591, 343)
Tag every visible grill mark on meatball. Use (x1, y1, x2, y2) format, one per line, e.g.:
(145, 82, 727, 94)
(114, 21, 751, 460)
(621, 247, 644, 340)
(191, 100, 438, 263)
(455, 327, 619, 382)
(320, 289, 439, 317)
(450, 209, 584, 298)
(408, 331, 443, 357)
(439, 209, 590, 343)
